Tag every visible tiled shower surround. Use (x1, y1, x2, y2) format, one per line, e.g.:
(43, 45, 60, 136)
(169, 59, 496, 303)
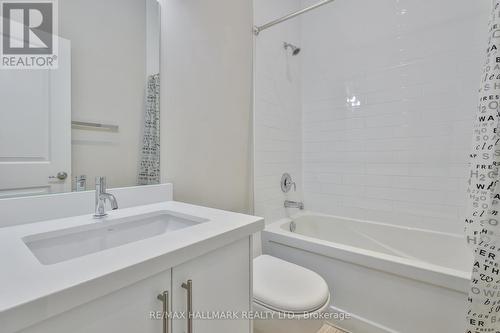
(255, 0, 490, 234)
(254, 0, 303, 224)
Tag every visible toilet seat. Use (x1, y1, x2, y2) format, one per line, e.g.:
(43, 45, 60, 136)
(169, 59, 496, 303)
(253, 255, 330, 314)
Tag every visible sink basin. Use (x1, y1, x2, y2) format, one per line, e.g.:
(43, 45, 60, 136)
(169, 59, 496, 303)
(23, 211, 208, 265)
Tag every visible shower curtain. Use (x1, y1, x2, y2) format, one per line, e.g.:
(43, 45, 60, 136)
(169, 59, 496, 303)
(138, 73, 160, 185)
(466, 1, 500, 332)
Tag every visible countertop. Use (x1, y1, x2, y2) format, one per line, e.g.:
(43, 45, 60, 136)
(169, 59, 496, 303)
(0, 201, 264, 332)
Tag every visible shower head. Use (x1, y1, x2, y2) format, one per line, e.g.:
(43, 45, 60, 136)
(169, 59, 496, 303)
(284, 42, 301, 56)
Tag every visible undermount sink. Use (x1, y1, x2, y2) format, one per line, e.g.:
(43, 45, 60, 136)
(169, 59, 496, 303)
(23, 211, 209, 265)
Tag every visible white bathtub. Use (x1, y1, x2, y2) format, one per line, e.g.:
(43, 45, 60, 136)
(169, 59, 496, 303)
(261, 213, 473, 333)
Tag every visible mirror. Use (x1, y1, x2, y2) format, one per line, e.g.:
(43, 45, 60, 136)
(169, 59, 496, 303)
(0, 0, 161, 198)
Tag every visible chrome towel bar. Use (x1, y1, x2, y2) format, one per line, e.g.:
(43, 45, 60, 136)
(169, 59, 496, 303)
(71, 121, 119, 132)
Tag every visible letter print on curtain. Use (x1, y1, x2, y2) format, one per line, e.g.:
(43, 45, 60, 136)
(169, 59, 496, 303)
(138, 73, 160, 185)
(466, 1, 500, 332)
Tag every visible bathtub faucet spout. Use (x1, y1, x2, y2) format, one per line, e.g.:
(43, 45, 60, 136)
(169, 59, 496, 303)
(284, 200, 304, 210)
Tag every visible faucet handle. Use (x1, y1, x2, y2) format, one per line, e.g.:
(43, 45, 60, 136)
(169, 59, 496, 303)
(95, 176, 106, 189)
(281, 173, 296, 193)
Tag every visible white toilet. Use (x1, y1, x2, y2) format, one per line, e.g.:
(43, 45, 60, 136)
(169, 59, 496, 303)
(253, 255, 331, 333)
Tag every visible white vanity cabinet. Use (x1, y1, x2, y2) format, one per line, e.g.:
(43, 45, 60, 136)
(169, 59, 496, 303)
(171, 237, 251, 333)
(17, 238, 251, 333)
(19, 270, 172, 333)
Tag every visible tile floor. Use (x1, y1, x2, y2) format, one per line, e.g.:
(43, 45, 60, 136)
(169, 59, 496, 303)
(318, 324, 349, 333)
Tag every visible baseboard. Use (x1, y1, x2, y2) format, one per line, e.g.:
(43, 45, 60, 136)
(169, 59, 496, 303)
(325, 305, 399, 333)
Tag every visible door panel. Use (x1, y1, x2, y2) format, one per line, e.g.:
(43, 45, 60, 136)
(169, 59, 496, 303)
(0, 39, 71, 197)
(172, 238, 251, 333)
(19, 269, 171, 333)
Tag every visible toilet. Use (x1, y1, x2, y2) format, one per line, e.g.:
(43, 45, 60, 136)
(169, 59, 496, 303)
(253, 255, 331, 333)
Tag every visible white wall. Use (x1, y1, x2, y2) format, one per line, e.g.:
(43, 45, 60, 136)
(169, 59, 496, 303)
(161, 0, 253, 213)
(254, 0, 490, 235)
(300, 0, 490, 233)
(146, 0, 160, 76)
(60, 0, 148, 190)
(254, 0, 303, 224)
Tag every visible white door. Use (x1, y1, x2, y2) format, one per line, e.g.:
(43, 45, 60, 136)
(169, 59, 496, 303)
(19, 269, 172, 333)
(0, 40, 71, 198)
(172, 238, 252, 333)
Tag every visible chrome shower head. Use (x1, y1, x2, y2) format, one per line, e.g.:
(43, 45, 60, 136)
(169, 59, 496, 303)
(284, 42, 301, 56)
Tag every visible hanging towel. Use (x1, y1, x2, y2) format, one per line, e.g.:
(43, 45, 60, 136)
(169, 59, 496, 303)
(138, 73, 160, 185)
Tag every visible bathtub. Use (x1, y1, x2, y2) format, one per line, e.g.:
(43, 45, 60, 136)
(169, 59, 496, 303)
(261, 213, 473, 333)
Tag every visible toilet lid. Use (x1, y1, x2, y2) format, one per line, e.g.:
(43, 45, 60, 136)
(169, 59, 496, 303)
(253, 255, 330, 313)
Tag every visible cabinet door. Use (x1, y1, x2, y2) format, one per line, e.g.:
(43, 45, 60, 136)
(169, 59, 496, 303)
(20, 270, 172, 333)
(172, 238, 251, 333)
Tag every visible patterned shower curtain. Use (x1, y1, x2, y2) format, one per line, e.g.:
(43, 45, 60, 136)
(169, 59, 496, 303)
(466, 1, 500, 332)
(138, 73, 160, 185)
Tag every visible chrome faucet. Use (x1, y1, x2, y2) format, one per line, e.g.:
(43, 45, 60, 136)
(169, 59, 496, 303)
(284, 200, 304, 210)
(94, 176, 118, 218)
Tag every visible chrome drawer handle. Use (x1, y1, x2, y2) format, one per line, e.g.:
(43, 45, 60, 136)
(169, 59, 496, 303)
(157, 291, 169, 333)
(181, 280, 193, 333)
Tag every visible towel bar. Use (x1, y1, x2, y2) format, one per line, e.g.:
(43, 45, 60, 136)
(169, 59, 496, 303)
(71, 121, 119, 132)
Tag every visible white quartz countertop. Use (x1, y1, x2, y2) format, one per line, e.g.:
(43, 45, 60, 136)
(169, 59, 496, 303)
(0, 201, 264, 332)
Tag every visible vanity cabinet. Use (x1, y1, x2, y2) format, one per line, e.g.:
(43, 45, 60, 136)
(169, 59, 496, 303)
(171, 237, 251, 333)
(18, 238, 251, 333)
(19, 270, 172, 333)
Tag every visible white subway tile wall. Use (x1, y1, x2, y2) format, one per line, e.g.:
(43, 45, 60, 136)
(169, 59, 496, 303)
(301, 0, 489, 233)
(254, 0, 303, 223)
(254, 0, 490, 234)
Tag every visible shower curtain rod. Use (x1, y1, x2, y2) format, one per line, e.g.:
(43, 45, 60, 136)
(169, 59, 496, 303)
(253, 0, 336, 35)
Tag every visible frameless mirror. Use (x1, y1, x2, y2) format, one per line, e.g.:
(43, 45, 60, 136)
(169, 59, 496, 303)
(0, 0, 161, 198)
